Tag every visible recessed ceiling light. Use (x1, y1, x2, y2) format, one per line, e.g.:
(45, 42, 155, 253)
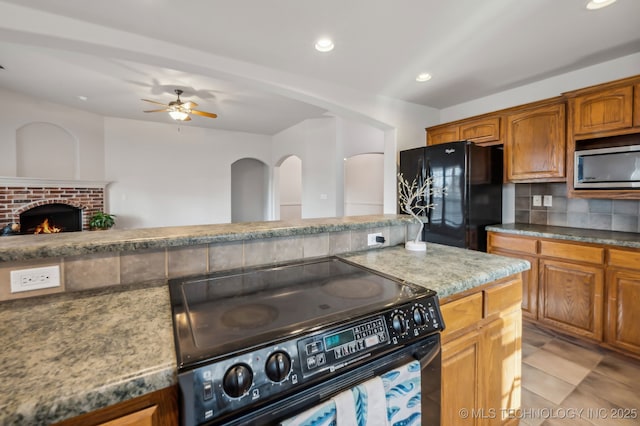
(416, 73, 432, 82)
(586, 0, 617, 10)
(315, 38, 334, 52)
(77, 95, 88, 101)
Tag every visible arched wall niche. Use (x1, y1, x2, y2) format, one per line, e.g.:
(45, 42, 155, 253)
(16, 122, 78, 179)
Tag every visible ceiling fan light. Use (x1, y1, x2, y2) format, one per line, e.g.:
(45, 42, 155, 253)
(586, 0, 616, 10)
(169, 110, 189, 121)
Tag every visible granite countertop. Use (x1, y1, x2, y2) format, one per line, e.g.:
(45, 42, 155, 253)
(0, 244, 529, 425)
(340, 244, 529, 300)
(0, 282, 176, 425)
(0, 215, 412, 262)
(486, 223, 640, 249)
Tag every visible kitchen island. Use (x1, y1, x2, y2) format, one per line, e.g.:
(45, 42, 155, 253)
(0, 217, 529, 425)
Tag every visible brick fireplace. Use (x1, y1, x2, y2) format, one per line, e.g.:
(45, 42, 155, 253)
(0, 178, 109, 233)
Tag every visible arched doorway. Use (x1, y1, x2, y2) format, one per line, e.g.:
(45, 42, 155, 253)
(231, 158, 269, 223)
(276, 155, 302, 221)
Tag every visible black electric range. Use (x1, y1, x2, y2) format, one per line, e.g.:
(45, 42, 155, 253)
(169, 256, 444, 425)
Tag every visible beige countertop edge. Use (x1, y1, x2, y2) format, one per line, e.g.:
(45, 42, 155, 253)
(486, 223, 640, 249)
(0, 215, 413, 262)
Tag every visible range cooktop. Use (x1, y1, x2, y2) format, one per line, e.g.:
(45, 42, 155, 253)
(169, 257, 434, 369)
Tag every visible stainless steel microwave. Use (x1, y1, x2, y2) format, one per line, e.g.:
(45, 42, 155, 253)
(574, 144, 640, 189)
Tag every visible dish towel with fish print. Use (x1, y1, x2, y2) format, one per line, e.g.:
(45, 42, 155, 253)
(279, 359, 421, 426)
(380, 360, 422, 426)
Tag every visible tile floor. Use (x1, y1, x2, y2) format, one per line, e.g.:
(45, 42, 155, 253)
(520, 322, 640, 425)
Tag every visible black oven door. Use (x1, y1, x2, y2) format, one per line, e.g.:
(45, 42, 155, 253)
(218, 333, 441, 426)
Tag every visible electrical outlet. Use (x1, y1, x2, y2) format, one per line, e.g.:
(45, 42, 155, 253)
(532, 195, 542, 207)
(543, 195, 553, 207)
(10, 265, 60, 293)
(367, 232, 383, 246)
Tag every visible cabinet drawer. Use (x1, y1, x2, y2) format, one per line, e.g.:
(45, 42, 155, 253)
(540, 240, 603, 264)
(488, 233, 537, 254)
(484, 277, 523, 317)
(608, 248, 640, 269)
(440, 292, 483, 338)
(98, 406, 158, 426)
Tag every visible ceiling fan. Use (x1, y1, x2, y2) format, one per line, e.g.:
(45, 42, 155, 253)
(141, 89, 218, 121)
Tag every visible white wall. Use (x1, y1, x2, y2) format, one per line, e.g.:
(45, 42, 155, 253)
(338, 118, 385, 157)
(272, 118, 340, 219)
(441, 53, 640, 122)
(0, 87, 104, 180)
(344, 153, 384, 216)
(104, 117, 271, 228)
(16, 122, 76, 179)
(273, 116, 390, 219)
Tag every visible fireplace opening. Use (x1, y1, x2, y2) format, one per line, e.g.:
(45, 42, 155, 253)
(20, 203, 82, 234)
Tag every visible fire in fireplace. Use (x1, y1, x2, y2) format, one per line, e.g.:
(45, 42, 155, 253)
(19, 203, 82, 234)
(34, 218, 61, 234)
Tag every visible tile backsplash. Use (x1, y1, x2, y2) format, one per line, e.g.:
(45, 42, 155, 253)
(0, 224, 407, 302)
(515, 183, 640, 232)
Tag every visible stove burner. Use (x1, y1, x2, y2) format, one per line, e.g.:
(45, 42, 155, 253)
(322, 278, 384, 299)
(220, 304, 279, 329)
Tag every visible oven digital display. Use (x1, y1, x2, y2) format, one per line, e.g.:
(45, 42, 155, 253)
(324, 329, 355, 350)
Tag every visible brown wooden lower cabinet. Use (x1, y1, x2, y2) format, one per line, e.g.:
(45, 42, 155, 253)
(606, 268, 640, 354)
(538, 259, 604, 341)
(54, 386, 178, 426)
(488, 231, 640, 359)
(442, 328, 482, 426)
(441, 275, 522, 426)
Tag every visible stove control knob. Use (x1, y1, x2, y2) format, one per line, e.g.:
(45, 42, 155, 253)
(265, 351, 292, 382)
(413, 306, 428, 326)
(391, 313, 408, 334)
(222, 364, 253, 398)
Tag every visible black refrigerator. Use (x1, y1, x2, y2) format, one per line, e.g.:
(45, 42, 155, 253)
(399, 141, 503, 251)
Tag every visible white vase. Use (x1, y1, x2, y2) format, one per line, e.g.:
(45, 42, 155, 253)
(405, 240, 427, 251)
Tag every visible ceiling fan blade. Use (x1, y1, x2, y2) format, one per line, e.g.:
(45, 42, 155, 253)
(182, 101, 198, 109)
(183, 115, 192, 121)
(143, 108, 170, 113)
(141, 99, 169, 106)
(191, 109, 218, 118)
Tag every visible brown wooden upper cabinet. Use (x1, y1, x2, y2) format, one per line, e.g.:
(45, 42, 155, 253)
(426, 123, 459, 145)
(564, 75, 640, 199)
(635, 83, 640, 127)
(426, 115, 502, 146)
(565, 75, 640, 139)
(572, 85, 634, 135)
(505, 100, 566, 182)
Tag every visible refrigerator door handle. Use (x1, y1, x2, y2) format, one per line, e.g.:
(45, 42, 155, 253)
(427, 160, 433, 223)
